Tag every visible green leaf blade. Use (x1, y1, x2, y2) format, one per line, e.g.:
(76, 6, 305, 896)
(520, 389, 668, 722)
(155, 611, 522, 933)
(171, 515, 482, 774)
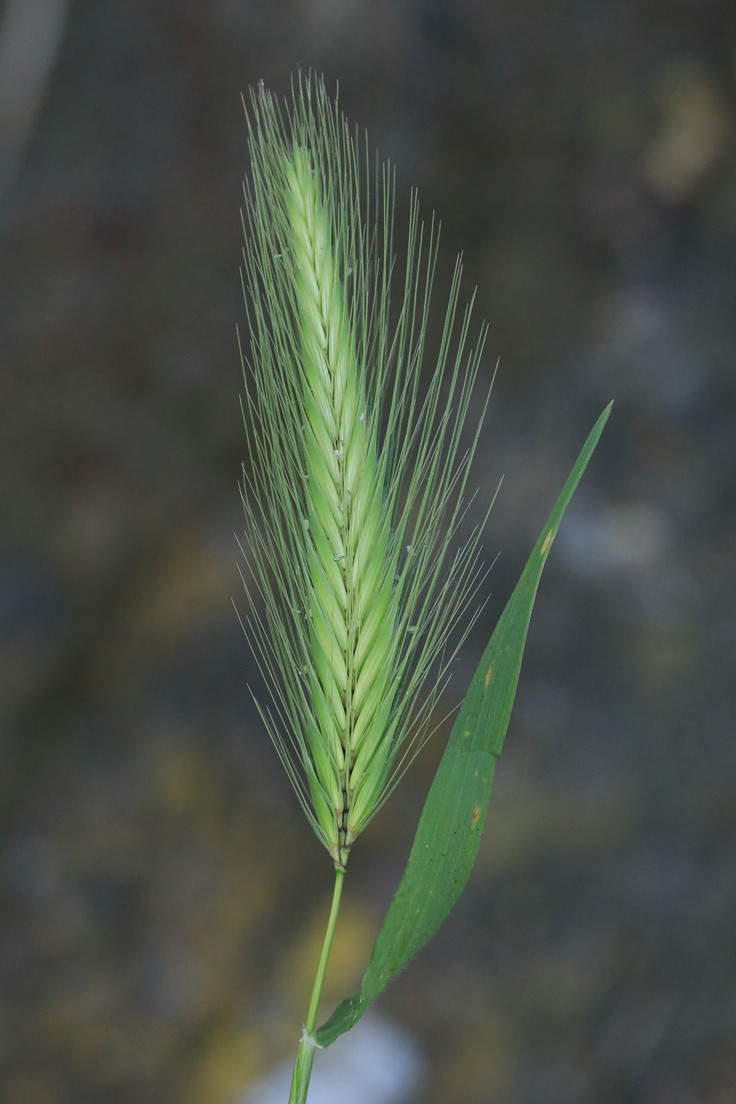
(316, 402, 612, 1046)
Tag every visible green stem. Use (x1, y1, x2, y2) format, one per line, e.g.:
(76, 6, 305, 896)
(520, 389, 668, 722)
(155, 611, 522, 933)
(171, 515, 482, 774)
(288, 866, 346, 1104)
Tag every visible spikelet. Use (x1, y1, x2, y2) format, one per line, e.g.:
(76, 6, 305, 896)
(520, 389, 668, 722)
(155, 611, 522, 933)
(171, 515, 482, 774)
(240, 73, 491, 869)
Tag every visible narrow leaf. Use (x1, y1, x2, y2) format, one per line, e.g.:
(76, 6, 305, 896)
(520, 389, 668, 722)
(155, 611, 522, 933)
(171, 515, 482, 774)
(316, 402, 612, 1046)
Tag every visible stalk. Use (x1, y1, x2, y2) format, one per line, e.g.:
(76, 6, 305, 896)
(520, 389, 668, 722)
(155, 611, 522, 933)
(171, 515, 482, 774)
(288, 867, 345, 1104)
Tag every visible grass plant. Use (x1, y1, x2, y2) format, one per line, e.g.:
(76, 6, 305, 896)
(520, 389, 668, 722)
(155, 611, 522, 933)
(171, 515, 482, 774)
(238, 72, 610, 1104)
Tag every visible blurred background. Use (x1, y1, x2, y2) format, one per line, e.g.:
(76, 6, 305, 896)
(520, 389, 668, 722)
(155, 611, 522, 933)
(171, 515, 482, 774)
(1, 2, 735, 1102)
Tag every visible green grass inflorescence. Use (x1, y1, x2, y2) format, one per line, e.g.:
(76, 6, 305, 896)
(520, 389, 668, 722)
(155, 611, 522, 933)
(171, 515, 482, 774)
(239, 72, 490, 872)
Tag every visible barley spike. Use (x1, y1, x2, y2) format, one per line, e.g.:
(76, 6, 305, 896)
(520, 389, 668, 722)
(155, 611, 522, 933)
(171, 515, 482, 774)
(240, 72, 492, 869)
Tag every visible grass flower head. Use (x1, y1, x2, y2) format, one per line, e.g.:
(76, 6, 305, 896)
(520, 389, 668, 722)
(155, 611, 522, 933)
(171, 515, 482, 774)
(240, 72, 489, 871)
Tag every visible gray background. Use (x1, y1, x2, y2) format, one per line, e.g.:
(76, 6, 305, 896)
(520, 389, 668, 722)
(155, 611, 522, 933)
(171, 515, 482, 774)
(1, 2, 735, 1102)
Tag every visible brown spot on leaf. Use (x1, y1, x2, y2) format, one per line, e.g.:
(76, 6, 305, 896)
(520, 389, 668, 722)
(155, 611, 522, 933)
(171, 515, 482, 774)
(471, 804, 481, 827)
(541, 529, 554, 556)
(484, 664, 494, 688)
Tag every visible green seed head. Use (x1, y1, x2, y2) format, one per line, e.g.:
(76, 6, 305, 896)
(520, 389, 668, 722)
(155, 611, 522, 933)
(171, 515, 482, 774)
(240, 72, 491, 869)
